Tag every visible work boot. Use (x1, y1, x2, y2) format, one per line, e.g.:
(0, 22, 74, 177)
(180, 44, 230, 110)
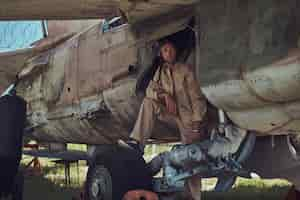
(118, 138, 145, 155)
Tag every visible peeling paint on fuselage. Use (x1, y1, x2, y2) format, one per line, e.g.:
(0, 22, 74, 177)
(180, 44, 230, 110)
(17, 0, 300, 144)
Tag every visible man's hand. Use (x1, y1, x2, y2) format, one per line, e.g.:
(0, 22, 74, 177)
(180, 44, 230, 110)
(163, 94, 177, 115)
(182, 121, 205, 144)
(192, 121, 203, 133)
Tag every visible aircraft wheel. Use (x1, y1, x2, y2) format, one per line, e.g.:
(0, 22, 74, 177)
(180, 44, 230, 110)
(85, 164, 112, 200)
(85, 146, 153, 200)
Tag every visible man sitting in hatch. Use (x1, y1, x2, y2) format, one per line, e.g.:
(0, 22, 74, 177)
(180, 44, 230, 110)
(123, 40, 208, 200)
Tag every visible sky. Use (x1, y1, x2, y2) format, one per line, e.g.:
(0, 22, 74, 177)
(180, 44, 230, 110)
(0, 21, 43, 52)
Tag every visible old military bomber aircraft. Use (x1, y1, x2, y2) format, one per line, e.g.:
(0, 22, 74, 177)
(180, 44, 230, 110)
(1, 0, 300, 199)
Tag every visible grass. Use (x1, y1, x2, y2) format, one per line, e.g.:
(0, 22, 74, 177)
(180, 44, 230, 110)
(24, 175, 79, 200)
(203, 178, 290, 200)
(21, 144, 292, 200)
(22, 175, 291, 200)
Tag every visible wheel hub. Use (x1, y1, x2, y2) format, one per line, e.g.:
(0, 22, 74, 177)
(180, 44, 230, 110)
(89, 166, 112, 200)
(91, 179, 102, 198)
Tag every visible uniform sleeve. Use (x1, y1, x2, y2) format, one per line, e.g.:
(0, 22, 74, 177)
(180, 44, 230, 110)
(146, 68, 163, 101)
(146, 80, 159, 100)
(186, 67, 207, 122)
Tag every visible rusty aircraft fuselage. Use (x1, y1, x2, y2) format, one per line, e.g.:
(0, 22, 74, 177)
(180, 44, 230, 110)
(11, 0, 300, 146)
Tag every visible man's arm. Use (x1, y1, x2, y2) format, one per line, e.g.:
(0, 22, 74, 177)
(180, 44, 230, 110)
(146, 66, 165, 101)
(146, 80, 177, 115)
(145, 80, 162, 100)
(145, 70, 177, 115)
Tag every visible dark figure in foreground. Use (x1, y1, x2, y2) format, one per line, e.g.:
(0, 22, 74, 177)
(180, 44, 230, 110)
(0, 95, 26, 200)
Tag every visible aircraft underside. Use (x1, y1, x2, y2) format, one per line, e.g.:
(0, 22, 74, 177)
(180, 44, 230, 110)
(0, 0, 300, 199)
(11, 0, 299, 145)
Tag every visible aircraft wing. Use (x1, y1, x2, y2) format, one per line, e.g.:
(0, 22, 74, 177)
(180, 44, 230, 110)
(0, 0, 198, 23)
(119, 0, 198, 24)
(0, 0, 119, 20)
(23, 149, 89, 161)
(0, 48, 35, 93)
(0, 33, 73, 94)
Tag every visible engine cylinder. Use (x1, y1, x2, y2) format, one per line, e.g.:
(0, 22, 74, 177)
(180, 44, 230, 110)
(167, 144, 206, 168)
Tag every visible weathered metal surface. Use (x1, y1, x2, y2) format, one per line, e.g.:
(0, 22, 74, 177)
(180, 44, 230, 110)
(0, 49, 34, 93)
(13, 0, 300, 144)
(31, 32, 74, 51)
(202, 49, 300, 105)
(18, 52, 50, 79)
(133, 12, 192, 45)
(201, 50, 300, 134)
(0, 0, 119, 20)
(47, 20, 100, 36)
(0, 0, 198, 23)
(76, 23, 137, 99)
(0, 33, 73, 94)
(23, 149, 88, 160)
(196, 0, 300, 86)
(18, 34, 73, 80)
(20, 19, 187, 144)
(196, 0, 300, 135)
(119, 0, 198, 24)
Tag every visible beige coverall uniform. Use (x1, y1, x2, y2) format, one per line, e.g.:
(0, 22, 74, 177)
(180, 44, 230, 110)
(131, 62, 207, 200)
(131, 62, 207, 143)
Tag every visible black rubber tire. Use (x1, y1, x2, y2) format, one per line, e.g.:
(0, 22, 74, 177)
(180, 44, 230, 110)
(85, 146, 153, 200)
(86, 165, 112, 200)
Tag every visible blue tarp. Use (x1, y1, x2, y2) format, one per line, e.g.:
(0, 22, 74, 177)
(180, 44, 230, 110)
(0, 21, 43, 52)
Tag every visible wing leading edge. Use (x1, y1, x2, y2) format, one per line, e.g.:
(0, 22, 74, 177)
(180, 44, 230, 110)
(0, 0, 198, 23)
(0, 49, 35, 93)
(0, 33, 74, 94)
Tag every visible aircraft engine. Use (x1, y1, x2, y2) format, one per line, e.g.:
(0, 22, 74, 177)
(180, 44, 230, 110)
(148, 124, 256, 193)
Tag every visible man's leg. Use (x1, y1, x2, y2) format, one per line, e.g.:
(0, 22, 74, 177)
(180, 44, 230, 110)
(131, 99, 202, 199)
(186, 176, 201, 200)
(130, 98, 161, 145)
(156, 116, 203, 200)
(175, 120, 202, 200)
